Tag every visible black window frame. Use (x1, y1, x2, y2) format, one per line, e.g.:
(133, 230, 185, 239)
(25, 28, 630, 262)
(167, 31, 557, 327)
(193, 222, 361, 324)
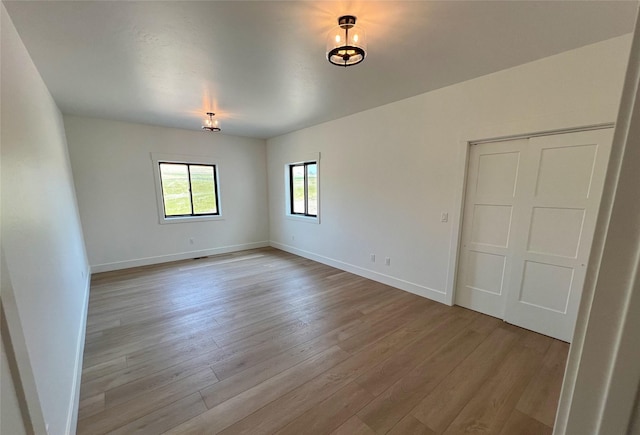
(158, 162, 220, 218)
(289, 161, 317, 217)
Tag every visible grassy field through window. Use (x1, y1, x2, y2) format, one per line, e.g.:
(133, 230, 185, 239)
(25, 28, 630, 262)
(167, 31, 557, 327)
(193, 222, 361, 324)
(307, 164, 317, 215)
(291, 166, 305, 214)
(290, 162, 317, 217)
(160, 163, 218, 216)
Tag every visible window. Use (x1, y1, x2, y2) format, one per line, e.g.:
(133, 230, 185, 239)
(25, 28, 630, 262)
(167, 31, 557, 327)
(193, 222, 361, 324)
(151, 153, 222, 224)
(289, 161, 318, 217)
(159, 162, 219, 217)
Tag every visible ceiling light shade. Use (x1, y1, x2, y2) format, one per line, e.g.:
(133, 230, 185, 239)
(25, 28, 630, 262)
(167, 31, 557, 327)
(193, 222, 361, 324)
(202, 112, 221, 132)
(327, 15, 366, 67)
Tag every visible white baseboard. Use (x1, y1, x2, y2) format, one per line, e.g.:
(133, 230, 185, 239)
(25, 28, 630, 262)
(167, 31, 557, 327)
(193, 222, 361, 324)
(270, 241, 447, 304)
(90, 241, 270, 273)
(65, 265, 91, 435)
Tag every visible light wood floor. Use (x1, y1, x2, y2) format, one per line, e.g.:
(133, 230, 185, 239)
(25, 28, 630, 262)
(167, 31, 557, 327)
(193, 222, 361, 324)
(78, 248, 568, 434)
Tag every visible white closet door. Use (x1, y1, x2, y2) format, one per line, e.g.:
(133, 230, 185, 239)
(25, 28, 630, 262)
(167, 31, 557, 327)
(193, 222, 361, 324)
(505, 129, 613, 341)
(455, 129, 612, 342)
(454, 139, 527, 318)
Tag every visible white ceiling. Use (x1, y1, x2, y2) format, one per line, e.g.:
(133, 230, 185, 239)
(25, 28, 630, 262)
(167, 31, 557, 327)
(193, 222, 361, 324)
(4, 1, 637, 139)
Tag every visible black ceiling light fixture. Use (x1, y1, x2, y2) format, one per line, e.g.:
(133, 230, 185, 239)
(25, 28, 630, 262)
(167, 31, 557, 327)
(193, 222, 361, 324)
(202, 112, 221, 132)
(327, 15, 367, 67)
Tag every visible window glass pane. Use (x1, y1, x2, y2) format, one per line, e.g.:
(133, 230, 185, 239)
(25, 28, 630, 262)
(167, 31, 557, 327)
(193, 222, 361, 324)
(190, 165, 217, 214)
(291, 165, 305, 214)
(160, 163, 191, 216)
(307, 163, 318, 216)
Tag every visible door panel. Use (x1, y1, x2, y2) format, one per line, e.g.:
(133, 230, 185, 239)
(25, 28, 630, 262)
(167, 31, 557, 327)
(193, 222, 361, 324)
(534, 144, 598, 199)
(526, 207, 585, 258)
(518, 260, 574, 313)
(465, 250, 507, 296)
(470, 204, 513, 247)
(475, 151, 521, 197)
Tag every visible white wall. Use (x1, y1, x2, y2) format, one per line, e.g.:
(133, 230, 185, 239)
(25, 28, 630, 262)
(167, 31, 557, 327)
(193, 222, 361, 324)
(64, 116, 269, 272)
(267, 35, 632, 304)
(1, 4, 90, 434)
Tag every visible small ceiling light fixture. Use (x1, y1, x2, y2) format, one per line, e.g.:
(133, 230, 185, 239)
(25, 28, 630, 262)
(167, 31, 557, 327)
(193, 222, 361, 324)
(202, 112, 221, 132)
(327, 15, 366, 67)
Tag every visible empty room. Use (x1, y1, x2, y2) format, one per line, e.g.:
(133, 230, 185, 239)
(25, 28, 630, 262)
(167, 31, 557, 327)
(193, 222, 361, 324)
(2, 1, 640, 434)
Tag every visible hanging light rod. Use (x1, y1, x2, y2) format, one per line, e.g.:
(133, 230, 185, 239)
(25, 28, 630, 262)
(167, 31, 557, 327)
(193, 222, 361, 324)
(327, 15, 367, 67)
(202, 112, 221, 132)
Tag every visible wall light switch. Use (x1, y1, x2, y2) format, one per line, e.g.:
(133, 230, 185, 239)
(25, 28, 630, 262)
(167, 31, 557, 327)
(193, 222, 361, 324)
(370, 254, 376, 262)
(441, 212, 449, 223)
(385, 257, 391, 266)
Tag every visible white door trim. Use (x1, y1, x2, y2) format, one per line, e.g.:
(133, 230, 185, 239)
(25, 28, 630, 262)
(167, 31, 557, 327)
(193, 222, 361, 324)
(0, 249, 48, 434)
(555, 4, 640, 433)
(469, 122, 614, 146)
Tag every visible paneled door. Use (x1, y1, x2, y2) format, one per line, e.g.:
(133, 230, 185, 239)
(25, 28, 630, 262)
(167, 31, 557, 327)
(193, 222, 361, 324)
(455, 138, 527, 318)
(504, 129, 612, 341)
(455, 129, 613, 341)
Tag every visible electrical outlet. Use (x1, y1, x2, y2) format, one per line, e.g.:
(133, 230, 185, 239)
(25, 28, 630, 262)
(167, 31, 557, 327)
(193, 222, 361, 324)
(291, 235, 295, 241)
(385, 257, 391, 266)
(370, 254, 376, 262)
(81, 270, 85, 279)
(189, 238, 194, 244)
(441, 212, 449, 223)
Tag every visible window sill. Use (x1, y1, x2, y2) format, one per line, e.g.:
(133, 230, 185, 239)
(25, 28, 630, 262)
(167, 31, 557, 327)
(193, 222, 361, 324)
(285, 214, 320, 224)
(159, 215, 225, 225)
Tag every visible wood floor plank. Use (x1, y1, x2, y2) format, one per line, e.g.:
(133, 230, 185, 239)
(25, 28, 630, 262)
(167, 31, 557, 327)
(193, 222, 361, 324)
(122, 331, 220, 370)
(85, 301, 357, 399)
(85, 319, 121, 335)
(81, 356, 127, 382)
(274, 382, 374, 435)
(411, 326, 521, 432)
(104, 361, 218, 409)
(337, 299, 435, 355)
(441, 335, 548, 435)
(216, 310, 459, 435)
(357, 325, 493, 434)
(84, 302, 226, 343)
(211, 306, 364, 380)
(109, 392, 208, 435)
(516, 340, 569, 427)
(200, 317, 364, 409)
(77, 248, 567, 435)
(81, 303, 360, 402)
(82, 322, 220, 369)
(330, 416, 376, 435)
(354, 289, 414, 315)
(163, 345, 350, 434)
(78, 393, 105, 420)
(354, 312, 472, 397)
(84, 304, 221, 348)
(388, 414, 435, 435)
(215, 316, 310, 351)
(498, 409, 553, 435)
(78, 368, 217, 434)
